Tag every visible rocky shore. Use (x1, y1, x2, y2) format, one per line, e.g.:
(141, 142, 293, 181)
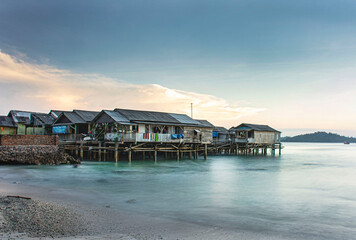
(0, 196, 90, 239)
(0, 145, 80, 165)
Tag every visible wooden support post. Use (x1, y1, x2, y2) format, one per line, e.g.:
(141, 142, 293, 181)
(128, 150, 132, 163)
(99, 142, 102, 161)
(104, 143, 107, 161)
(142, 151, 145, 160)
(279, 144, 282, 155)
(204, 144, 207, 160)
(115, 143, 119, 163)
(154, 150, 157, 162)
(189, 151, 192, 160)
(176, 150, 180, 161)
(272, 146, 275, 156)
(75, 145, 79, 158)
(80, 143, 84, 160)
(164, 151, 167, 160)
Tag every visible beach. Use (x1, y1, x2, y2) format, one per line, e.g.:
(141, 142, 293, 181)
(0, 182, 299, 240)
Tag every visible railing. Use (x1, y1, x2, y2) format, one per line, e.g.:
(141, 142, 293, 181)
(104, 133, 180, 143)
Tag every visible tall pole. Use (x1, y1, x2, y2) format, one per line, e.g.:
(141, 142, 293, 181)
(191, 102, 193, 119)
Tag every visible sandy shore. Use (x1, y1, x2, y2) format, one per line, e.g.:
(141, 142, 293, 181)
(0, 181, 299, 240)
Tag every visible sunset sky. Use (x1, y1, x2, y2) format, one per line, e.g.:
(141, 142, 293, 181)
(1, 0, 356, 136)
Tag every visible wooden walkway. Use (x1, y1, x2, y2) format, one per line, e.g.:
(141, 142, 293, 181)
(60, 140, 282, 162)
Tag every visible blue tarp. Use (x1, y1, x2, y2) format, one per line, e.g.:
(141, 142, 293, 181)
(212, 131, 219, 137)
(171, 134, 184, 139)
(52, 125, 67, 134)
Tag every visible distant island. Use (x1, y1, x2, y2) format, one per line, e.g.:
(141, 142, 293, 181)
(281, 131, 356, 143)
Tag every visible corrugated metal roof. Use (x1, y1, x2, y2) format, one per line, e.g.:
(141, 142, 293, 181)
(231, 123, 280, 132)
(115, 108, 180, 124)
(49, 110, 70, 119)
(169, 113, 200, 125)
(32, 113, 55, 126)
(103, 110, 131, 124)
(8, 110, 33, 124)
(213, 126, 229, 134)
(195, 119, 215, 128)
(0, 116, 17, 127)
(55, 112, 86, 124)
(73, 110, 100, 122)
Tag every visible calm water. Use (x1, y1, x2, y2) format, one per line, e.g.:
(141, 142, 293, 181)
(1, 143, 356, 239)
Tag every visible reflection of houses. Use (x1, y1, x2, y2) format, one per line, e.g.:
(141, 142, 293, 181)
(92, 108, 214, 143)
(229, 123, 281, 144)
(212, 126, 229, 144)
(52, 110, 99, 141)
(0, 116, 17, 135)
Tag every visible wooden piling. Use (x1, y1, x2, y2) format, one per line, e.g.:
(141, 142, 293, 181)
(204, 144, 207, 160)
(80, 144, 84, 160)
(115, 143, 119, 163)
(98, 142, 102, 161)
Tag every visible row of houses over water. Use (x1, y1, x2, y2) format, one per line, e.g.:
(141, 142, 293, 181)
(1, 108, 281, 144)
(0, 108, 281, 159)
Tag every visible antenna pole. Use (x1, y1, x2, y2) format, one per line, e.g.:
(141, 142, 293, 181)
(191, 103, 193, 119)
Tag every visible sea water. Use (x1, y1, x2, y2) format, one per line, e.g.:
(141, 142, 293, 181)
(1, 143, 356, 239)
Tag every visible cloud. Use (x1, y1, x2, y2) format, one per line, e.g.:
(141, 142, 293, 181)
(0, 50, 265, 127)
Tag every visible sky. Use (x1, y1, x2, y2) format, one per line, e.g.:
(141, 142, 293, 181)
(0, 0, 356, 136)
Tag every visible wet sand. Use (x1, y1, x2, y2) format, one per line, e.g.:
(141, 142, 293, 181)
(0, 181, 299, 240)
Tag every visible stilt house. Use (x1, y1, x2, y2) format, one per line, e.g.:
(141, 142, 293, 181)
(212, 126, 230, 144)
(52, 110, 99, 141)
(229, 123, 281, 144)
(92, 108, 213, 143)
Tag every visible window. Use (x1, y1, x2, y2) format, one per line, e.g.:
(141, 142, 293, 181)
(145, 125, 150, 133)
(175, 126, 184, 134)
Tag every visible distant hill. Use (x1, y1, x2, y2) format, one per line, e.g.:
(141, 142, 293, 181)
(281, 131, 356, 143)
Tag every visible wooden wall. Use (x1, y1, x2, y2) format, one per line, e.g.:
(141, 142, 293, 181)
(184, 126, 213, 143)
(254, 131, 277, 144)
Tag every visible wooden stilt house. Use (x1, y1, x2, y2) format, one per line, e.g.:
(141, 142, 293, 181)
(212, 126, 230, 144)
(90, 108, 214, 143)
(52, 110, 99, 141)
(92, 110, 135, 141)
(229, 123, 281, 144)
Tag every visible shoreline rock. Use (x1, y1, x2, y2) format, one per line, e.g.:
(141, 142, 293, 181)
(0, 145, 80, 165)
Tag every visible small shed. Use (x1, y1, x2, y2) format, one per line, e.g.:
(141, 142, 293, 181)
(230, 123, 281, 144)
(0, 116, 17, 135)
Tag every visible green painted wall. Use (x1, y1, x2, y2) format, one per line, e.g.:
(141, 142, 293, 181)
(17, 124, 26, 135)
(0, 127, 17, 135)
(26, 127, 44, 135)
